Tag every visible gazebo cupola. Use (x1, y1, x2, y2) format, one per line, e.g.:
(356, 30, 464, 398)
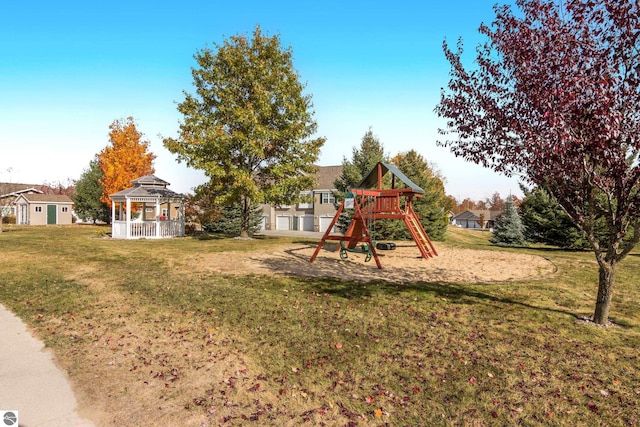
(109, 175, 185, 239)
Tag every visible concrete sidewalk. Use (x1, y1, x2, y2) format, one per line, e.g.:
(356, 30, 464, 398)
(0, 303, 95, 427)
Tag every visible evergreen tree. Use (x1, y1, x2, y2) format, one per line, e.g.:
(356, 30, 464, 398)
(202, 203, 263, 236)
(519, 185, 590, 249)
(334, 128, 387, 194)
(389, 150, 448, 241)
(490, 198, 526, 247)
(333, 128, 387, 233)
(73, 157, 110, 224)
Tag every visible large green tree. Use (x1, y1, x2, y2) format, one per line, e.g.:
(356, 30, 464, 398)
(390, 150, 448, 241)
(73, 157, 110, 224)
(164, 26, 324, 238)
(435, 0, 640, 325)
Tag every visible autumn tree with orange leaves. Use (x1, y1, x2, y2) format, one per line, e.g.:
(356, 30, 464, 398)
(98, 117, 156, 208)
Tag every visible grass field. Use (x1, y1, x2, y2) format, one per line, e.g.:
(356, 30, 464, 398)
(0, 225, 638, 426)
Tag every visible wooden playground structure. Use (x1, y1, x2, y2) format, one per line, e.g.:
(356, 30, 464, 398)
(310, 162, 438, 269)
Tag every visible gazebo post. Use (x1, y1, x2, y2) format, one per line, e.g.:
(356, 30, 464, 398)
(155, 197, 161, 238)
(126, 198, 131, 239)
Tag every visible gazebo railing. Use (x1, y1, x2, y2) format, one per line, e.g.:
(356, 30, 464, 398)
(112, 221, 127, 239)
(112, 220, 184, 239)
(157, 220, 184, 238)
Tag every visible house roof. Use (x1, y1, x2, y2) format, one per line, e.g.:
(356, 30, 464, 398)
(356, 162, 425, 194)
(15, 194, 73, 204)
(314, 165, 343, 190)
(451, 209, 502, 221)
(109, 175, 184, 200)
(0, 183, 43, 199)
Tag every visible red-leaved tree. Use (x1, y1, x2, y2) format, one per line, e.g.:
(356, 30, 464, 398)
(436, 0, 640, 325)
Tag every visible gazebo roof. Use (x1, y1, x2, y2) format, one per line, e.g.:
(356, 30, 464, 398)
(130, 174, 171, 187)
(109, 175, 184, 201)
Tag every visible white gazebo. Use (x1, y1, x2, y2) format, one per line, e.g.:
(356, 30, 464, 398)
(109, 175, 185, 239)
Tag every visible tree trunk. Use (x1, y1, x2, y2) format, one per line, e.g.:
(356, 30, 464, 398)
(239, 197, 250, 238)
(593, 261, 616, 325)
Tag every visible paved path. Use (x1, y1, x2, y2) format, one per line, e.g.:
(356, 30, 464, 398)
(0, 303, 95, 427)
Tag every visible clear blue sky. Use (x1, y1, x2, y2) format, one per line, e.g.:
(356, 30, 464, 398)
(0, 0, 522, 200)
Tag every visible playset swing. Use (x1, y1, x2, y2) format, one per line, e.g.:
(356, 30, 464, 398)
(310, 162, 438, 269)
(338, 194, 377, 262)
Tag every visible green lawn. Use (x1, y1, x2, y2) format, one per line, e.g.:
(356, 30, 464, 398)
(0, 225, 638, 426)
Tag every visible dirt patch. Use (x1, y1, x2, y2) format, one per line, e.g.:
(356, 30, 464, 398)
(184, 242, 556, 283)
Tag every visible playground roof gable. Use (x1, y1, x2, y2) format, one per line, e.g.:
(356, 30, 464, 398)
(356, 162, 425, 195)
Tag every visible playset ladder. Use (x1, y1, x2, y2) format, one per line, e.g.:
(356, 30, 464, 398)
(404, 210, 438, 259)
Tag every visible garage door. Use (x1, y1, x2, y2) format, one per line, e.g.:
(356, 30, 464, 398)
(276, 215, 291, 230)
(300, 215, 314, 231)
(319, 216, 335, 233)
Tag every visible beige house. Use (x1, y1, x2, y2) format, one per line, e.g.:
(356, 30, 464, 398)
(14, 194, 74, 225)
(450, 209, 502, 229)
(259, 165, 343, 232)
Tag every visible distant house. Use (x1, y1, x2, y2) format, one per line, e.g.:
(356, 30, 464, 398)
(14, 193, 74, 225)
(0, 183, 43, 216)
(450, 209, 502, 229)
(259, 165, 343, 232)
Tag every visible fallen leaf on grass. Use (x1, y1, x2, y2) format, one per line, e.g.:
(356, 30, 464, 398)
(374, 408, 383, 418)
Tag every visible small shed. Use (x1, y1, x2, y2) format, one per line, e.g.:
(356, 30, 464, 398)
(14, 194, 74, 225)
(109, 175, 185, 239)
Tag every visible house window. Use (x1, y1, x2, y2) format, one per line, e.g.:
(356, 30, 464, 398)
(320, 192, 335, 205)
(35, 206, 42, 213)
(162, 208, 168, 216)
(62, 207, 68, 213)
(298, 191, 313, 209)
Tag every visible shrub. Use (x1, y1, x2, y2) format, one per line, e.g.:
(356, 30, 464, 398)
(2, 214, 16, 224)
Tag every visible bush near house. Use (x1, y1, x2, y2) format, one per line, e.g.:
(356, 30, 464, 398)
(2, 214, 16, 224)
